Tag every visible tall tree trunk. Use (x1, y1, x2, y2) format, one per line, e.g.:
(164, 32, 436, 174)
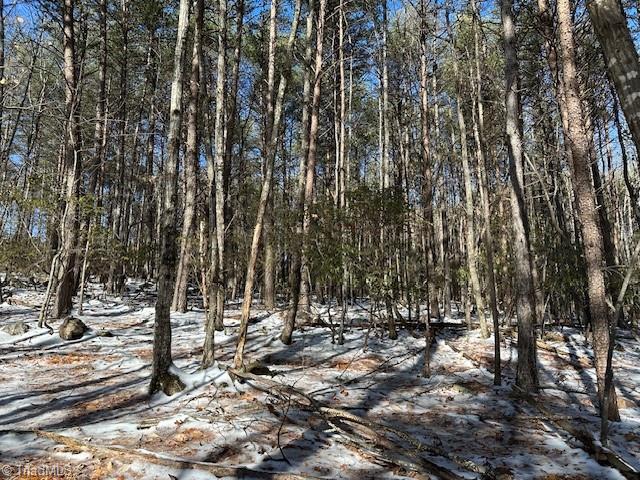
(88, 0, 107, 198)
(471, 0, 501, 384)
(202, 0, 228, 368)
(281, 0, 325, 346)
(49, 0, 82, 320)
(448, 10, 489, 339)
(263, 41, 277, 313)
(173, 0, 203, 313)
(337, 0, 348, 345)
(149, 0, 191, 396)
(234, 0, 302, 366)
(284, 0, 315, 342)
(501, 0, 539, 392)
(380, 0, 397, 340)
(555, 0, 619, 421)
(108, 0, 129, 294)
(136, 20, 160, 280)
(418, 0, 435, 371)
(70, 0, 108, 303)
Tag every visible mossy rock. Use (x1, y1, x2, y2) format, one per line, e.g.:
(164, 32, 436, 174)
(59, 317, 88, 340)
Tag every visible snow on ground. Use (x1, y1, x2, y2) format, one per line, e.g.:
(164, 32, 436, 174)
(0, 284, 638, 479)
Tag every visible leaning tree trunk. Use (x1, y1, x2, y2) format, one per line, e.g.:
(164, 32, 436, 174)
(235, 0, 302, 366)
(587, 0, 640, 154)
(501, 0, 539, 392)
(149, 0, 191, 396)
(556, 0, 619, 421)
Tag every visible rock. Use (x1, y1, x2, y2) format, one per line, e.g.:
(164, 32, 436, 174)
(245, 360, 273, 376)
(59, 316, 88, 341)
(1, 321, 30, 336)
(156, 372, 185, 396)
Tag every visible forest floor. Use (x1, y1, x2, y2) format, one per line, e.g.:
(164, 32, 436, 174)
(0, 283, 639, 480)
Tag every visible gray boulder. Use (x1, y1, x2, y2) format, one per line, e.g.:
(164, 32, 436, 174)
(1, 321, 30, 336)
(59, 316, 88, 341)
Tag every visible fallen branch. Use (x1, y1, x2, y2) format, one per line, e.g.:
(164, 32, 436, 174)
(513, 389, 640, 480)
(1, 429, 320, 480)
(229, 368, 494, 479)
(535, 340, 591, 369)
(446, 338, 638, 478)
(538, 385, 591, 395)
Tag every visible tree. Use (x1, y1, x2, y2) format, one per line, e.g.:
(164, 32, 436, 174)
(202, 0, 229, 369)
(44, 0, 82, 322)
(281, 0, 327, 347)
(501, 0, 538, 391)
(448, 7, 489, 340)
(173, 0, 204, 313)
(149, 0, 191, 396)
(587, 0, 640, 153)
(555, 0, 619, 420)
(471, 0, 501, 384)
(235, 0, 302, 367)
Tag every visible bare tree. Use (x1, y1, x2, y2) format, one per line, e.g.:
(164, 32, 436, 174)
(281, 0, 327, 347)
(173, 0, 204, 313)
(202, 0, 229, 369)
(555, 0, 619, 420)
(235, 0, 303, 366)
(149, 0, 191, 395)
(501, 0, 539, 392)
(44, 0, 83, 321)
(448, 8, 489, 339)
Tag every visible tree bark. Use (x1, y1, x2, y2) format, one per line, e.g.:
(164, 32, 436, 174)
(108, 0, 130, 294)
(555, 0, 619, 420)
(149, 0, 191, 396)
(235, 0, 302, 366)
(500, 0, 539, 392)
(202, 0, 228, 368)
(281, 0, 325, 346)
(587, 0, 640, 155)
(173, 0, 203, 313)
(50, 0, 82, 319)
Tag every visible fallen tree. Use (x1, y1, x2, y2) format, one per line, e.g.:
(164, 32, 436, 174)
(229, 368, 496, 480)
